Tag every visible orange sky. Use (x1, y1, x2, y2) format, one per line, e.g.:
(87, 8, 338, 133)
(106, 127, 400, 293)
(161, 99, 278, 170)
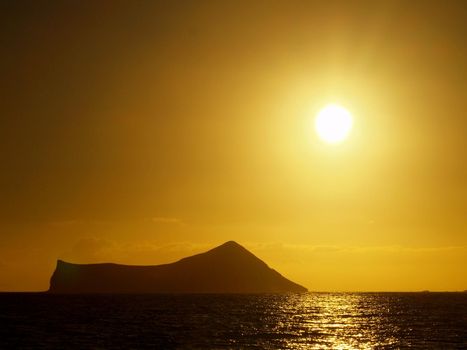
(1, 1, 466, 291)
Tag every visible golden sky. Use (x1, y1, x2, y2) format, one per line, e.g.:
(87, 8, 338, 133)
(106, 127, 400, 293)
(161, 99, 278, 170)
(1, 1, 466, 291)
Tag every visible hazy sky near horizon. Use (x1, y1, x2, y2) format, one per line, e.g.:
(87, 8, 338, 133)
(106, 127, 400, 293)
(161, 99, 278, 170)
(1, 1, 466, 291)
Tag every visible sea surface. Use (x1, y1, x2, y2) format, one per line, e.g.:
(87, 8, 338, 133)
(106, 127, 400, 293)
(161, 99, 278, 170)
(0, 292, 466, 349)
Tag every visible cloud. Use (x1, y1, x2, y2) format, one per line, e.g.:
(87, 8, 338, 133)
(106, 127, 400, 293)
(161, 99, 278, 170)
(61, 237, 116, 262)
(48, 217, 185, 227)
(61, 237, 467, 270)
(48, 220, 83, 227)
(61, 238, 210, 265)
(247, 242, 467, 254)
(242, 242, 467, 266)
(151, 217, 184, 224)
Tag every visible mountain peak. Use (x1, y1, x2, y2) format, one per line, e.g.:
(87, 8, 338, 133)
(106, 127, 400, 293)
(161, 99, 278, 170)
(214, 240, 245, 251)
(221, 240, 241, 247)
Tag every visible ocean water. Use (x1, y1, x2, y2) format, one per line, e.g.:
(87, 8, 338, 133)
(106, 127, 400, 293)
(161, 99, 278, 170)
(0, 293, 465, 349)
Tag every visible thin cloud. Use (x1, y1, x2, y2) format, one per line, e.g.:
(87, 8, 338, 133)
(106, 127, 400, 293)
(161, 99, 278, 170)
(151, 217, 184, 225)
(61, 238, 210, 265)
(48, 220, 83, 227)
(246, 242, 467, 254)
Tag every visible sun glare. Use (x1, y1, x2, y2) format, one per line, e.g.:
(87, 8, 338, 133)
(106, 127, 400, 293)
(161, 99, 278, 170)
(315, 104, 353, 144)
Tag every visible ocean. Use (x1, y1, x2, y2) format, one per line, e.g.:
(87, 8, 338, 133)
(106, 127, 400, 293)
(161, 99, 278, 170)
(0, 292, 465, 349)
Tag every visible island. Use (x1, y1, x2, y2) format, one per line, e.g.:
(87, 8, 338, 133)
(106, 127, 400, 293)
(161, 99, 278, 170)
(48, 241, 307, 293)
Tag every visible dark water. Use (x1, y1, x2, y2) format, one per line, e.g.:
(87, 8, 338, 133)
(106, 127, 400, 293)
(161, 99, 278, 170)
(1, 293, 466, 349)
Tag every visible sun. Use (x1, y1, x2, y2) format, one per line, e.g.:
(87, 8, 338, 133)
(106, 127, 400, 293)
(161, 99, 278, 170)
(315, 104, 353, 144)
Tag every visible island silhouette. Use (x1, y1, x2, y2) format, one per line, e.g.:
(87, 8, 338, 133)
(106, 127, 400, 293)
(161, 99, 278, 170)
(48, 241, 307, 293)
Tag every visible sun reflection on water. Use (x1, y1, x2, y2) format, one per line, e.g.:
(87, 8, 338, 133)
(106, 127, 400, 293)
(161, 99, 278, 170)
(258, 293, 409, 349)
